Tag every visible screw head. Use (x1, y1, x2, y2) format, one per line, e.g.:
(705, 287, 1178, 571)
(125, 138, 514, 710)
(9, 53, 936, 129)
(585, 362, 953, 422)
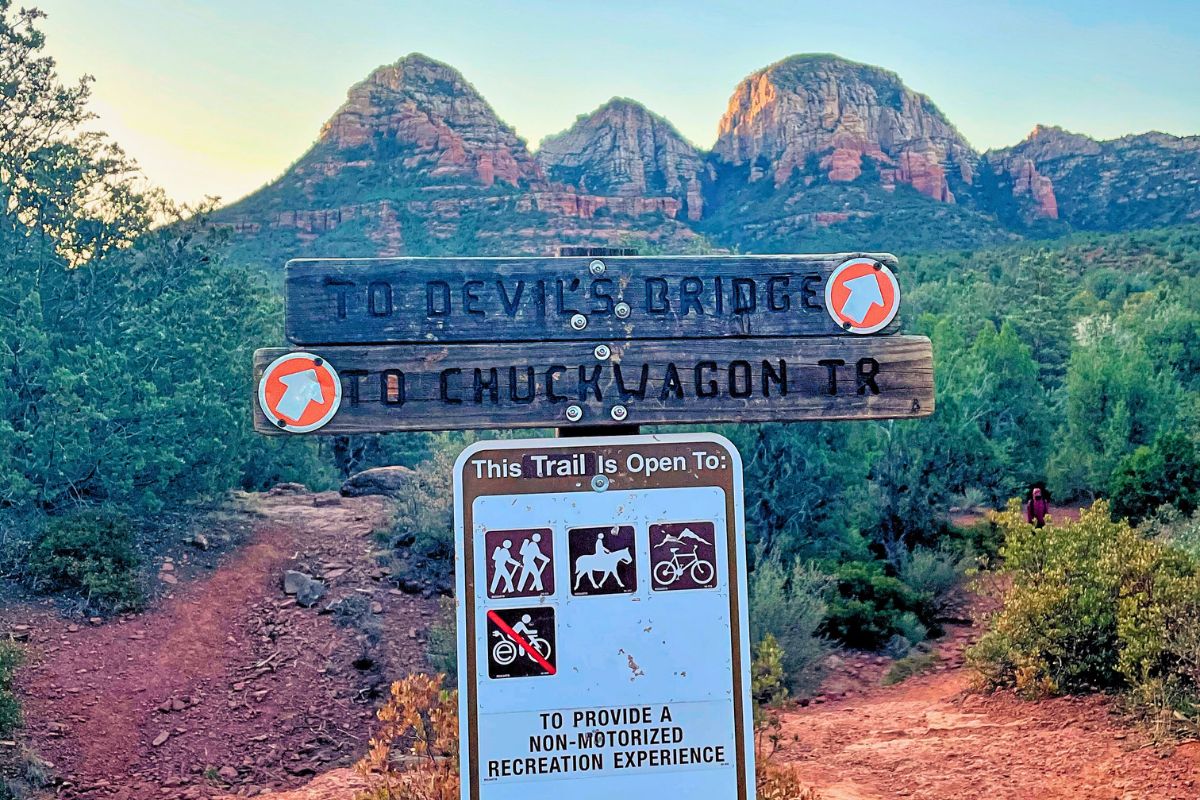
(590, 474, 610, 492)
(593, 344, 611, 360)
(614, 302, 631, 319)
(570, 313, 588, 331)
(589, 259, 606, 276)
(565, 404, 583, 422)
(610, 405, 628, 422)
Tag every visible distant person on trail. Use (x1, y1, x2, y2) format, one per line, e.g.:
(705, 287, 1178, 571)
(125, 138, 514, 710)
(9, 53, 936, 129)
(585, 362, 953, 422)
(1027, 486, 1050, 528)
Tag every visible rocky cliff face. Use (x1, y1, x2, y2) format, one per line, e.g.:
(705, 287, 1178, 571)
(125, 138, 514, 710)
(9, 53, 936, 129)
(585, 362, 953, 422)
(212, 52, 1200, 262)
(984, 125, 1200, 230)
(537, 99, 710, 220)
(712, 54, 977, 202)
(310, 53, 541, 189)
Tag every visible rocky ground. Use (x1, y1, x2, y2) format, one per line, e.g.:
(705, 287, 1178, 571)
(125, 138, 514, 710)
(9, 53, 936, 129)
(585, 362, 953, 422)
(1, 488, 437, 798)
(4, 493, 1199, 799)
(775, 619, 1200, 800)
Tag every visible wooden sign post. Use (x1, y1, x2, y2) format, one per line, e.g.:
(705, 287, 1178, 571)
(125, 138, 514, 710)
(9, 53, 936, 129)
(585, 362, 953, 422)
(254, 253, 933, 433)
(252, 250, 935, 800)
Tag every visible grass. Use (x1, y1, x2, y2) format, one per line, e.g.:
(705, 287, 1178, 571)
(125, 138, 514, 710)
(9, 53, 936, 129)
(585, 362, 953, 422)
(883, 650, 942, 686)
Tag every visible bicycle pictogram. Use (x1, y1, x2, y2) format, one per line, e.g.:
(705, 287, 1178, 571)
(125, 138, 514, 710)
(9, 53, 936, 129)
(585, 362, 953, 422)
(485, 606, 556, 679)
(650, 522, 718, 591)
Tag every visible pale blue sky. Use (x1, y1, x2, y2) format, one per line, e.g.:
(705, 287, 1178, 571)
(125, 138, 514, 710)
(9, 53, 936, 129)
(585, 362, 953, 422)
(35, 0, 1200, 206)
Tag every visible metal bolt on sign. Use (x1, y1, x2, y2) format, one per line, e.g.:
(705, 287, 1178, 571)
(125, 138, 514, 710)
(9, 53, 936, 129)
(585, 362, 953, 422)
(565, 404, 583, 422)
(588, 259, 606, 275)
(593, 344, 612, 360)
(569, 313, 588, 331)
(590, 474, 609, 492)
(610, 405, 628, 422)
(614, 301, 631, 319)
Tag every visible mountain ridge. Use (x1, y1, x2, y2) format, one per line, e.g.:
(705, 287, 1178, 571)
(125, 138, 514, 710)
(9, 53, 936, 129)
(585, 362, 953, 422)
(211, 52, 1200, 261)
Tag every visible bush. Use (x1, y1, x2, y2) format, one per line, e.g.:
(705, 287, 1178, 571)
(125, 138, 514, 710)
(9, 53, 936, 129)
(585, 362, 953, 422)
(1110, 431, 1200, 525)
(357, 674, 458, 800)
(822, 561, 938, 650)
(749, 555, 830, 695)
(969, 499, 1200, 730)
(26, 509, 143, 612)
(897, 544, 971, 616)
(425, 597, 458, 683)
(0, 642, 23, 737)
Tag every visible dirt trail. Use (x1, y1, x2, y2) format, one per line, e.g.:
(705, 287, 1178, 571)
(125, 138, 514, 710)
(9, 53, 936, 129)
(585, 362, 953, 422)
(5, 490, 436, 799)
(775, 619, 1200, 800)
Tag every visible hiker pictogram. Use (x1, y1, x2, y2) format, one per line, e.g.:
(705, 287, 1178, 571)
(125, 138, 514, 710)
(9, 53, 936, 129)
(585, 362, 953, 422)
(257, 352, 342, 433)
(568, 525, 637, 596)
(824, 257, 901, 335)
(486, 606, 556, 679)
(484, 528, 554, 599)
(650, 521, 718, 591)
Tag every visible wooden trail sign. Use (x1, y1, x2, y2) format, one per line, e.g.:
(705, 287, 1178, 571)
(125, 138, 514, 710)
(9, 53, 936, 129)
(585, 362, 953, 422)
(284, 253, 901, 345)
(252, 335, 933, 434)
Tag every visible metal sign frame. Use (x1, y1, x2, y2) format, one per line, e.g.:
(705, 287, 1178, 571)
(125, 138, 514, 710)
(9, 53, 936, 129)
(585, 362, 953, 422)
(454, 433, 754, 800)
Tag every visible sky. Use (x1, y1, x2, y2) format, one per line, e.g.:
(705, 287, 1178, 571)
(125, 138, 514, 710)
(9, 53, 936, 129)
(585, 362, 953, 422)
(35, 0, 1200, 207)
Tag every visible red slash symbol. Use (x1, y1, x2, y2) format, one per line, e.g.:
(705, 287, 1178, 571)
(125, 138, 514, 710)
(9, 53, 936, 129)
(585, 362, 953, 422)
(487, 609, 556, 675)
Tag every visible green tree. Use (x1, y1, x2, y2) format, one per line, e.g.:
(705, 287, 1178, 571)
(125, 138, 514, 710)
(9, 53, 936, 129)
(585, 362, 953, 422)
(0, 2, 326, 513)
(1049, 319, 1182, 499)
(1110, 432, 1200, 525)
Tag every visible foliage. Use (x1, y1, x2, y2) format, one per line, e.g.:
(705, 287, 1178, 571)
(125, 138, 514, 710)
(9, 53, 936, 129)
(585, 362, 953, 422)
(425, 596, 458, 683)
(822, 561, 937, 650)
(969, 500, 1200, 730)
(897, 544, 971, 616)
(26, 509, 142, 612)
(1109, 431, 1200, 525)
(0, 642, 22, 738)
(1141, 505, 1200, 562)
(751, 633, 788, 722)
(883, 650, 942, 686)
(0, 2, 326, 519)
(748, 555, 830, 694)
(357, 673, 459, 800)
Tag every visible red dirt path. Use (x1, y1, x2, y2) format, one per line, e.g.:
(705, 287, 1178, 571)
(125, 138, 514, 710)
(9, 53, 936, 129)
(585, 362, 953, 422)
(774, 611, 1200, 799)
(4, 491, 436, 798)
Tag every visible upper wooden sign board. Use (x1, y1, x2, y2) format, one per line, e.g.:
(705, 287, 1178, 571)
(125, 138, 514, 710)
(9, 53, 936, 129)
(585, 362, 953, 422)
(284, 253, 901, 346)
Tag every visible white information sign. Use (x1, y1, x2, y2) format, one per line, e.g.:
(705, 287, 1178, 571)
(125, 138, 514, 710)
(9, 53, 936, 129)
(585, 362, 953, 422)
(454, 433, 754, 800)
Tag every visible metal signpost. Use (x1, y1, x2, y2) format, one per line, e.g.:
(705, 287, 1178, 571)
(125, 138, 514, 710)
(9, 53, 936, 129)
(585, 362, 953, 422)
(252, 251, 936, 800)
(454, 434, 753, 800)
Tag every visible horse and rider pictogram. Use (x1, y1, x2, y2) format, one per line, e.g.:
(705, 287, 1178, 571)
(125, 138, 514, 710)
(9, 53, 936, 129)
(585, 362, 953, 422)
(484, 528, 554, 599)
(568, 525, 637, 596)
(650, 521, 718, 591)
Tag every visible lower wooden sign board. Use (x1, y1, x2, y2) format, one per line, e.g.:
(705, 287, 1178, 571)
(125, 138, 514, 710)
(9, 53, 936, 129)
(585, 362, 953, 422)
(454, 433, 754, 800)
(252, 335, 934, 433)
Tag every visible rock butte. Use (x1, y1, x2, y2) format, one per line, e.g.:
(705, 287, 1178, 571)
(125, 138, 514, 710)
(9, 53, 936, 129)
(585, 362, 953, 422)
(210, 53, 1200, 258)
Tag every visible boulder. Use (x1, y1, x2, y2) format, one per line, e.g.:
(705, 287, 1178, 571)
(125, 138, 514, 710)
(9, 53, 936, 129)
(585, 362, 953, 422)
(340, 465, 418, 498)
(282, 571, 327, 608)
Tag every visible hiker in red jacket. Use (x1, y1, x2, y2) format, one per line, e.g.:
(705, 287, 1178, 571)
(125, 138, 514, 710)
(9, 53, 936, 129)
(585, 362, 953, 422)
(1027, 486, 1050, 528)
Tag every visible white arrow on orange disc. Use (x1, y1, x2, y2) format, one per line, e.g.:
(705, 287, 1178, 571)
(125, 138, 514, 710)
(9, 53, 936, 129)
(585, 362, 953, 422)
(258, 352, 342, 433)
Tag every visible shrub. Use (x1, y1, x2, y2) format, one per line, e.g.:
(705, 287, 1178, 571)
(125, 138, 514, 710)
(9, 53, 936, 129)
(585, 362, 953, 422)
(1141, 505, 1200, 561)
(751, 633, 788, 721)
(883, 650, 942, 686)
(357, 674, 458, 800)
(897, 544, 971, 616)
(425, 597, 458, 683)
(822, 561, 938, 650)
(26, 509, 143, 612)
(969, 499, 1200, 730)
(1110, 431, 1200, 525)
(0, 642, 23, 737)
(749, 556, 830, 695)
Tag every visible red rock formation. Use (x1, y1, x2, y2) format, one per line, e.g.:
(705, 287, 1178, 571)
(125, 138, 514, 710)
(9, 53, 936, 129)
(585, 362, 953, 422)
(312, 53, 542, 188)
(713, 54, 976, 202)
(536, 99, 710, 220)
